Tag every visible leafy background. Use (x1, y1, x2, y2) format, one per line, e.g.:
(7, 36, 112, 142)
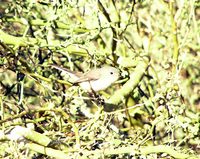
(0, 0, 200, 158)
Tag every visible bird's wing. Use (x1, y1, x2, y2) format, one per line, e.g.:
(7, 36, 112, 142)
(74, 69, 101, 84)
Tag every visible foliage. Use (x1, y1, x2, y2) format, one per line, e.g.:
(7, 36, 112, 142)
(0, 0, 200, 158)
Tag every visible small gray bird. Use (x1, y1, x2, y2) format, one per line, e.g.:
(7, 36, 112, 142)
(49, 64, 120, 92)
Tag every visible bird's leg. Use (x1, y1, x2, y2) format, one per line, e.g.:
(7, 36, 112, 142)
(87, 81, 105, 105)
(87, 80, 97, 98)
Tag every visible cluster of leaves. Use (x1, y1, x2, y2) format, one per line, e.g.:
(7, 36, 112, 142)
(0, 0, 200, 158)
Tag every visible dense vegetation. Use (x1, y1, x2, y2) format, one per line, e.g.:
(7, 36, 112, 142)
(0, 0, 199, 158)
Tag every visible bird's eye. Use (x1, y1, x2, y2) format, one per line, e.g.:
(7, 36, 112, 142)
(110, 72, 114, 75)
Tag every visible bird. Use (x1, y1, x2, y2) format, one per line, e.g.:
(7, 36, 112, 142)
(49, 63, 120, 92)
